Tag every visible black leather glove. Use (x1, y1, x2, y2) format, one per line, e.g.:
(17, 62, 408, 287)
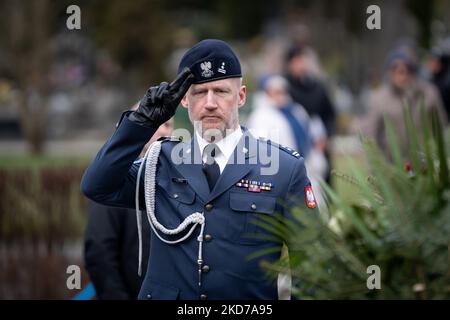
(129, 68, 194, 127)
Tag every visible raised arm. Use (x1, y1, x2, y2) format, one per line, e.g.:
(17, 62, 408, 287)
(80, 68, 194, 208)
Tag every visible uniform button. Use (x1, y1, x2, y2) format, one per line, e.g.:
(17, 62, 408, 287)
(251, 203, 257, 210)
(173, 193, 179, 199)
(202, 265, 210, 273)
(200, 294, 207, 300)
(204, 234, 212, 241)
(205, 203, 213, 211)
(146, 294, 152, 299)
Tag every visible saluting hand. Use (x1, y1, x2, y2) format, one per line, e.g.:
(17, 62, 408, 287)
(130, 68, 194, 127)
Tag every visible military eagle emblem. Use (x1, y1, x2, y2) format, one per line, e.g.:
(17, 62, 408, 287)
(200, 61, 214, 78)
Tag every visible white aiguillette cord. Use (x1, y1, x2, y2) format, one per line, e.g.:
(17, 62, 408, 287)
(135, 140, 205, 286)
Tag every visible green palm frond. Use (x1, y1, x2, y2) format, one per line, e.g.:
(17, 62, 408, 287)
(251, 108, 450, 299)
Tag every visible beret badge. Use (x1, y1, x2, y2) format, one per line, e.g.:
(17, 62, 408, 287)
(200, 61, 214, 78)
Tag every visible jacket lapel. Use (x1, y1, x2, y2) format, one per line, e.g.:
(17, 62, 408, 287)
(160, 130, 258, 204)
(207, 130, 257, 203)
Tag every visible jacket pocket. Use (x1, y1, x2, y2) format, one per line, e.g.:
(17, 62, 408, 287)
(230, 191, 277, 214)
(157, 177, 195, 204)
(152, 178, 197, 229)
(229, 191, 278, 245)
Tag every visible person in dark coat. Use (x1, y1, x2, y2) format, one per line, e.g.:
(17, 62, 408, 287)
(284, 45, 336, 137)
(428, 43, 450, 121)
(84, 202, 150, 299)
(84, 119, 173, 299)
(284, 45, 336, 183)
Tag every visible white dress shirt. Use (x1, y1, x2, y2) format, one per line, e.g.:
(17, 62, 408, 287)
(195, 127, 243, 173)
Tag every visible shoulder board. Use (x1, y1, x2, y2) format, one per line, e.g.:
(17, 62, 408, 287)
(258, 137, 302, 158)
(157, 136, 183, 143)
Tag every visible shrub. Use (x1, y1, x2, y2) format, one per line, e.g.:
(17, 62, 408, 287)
(257, 108, 450, 299)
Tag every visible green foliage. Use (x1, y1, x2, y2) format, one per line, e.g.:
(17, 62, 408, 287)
(256, 108, 450, 299)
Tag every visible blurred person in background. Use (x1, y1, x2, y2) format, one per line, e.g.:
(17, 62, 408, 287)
(246, 74, 328, 299)
(247, 75, 328, 198)
(361, 46, 446, 156)
(427, 40, 450, 121)
(84, 118, 173, 299)
(284, 45, 336, 183)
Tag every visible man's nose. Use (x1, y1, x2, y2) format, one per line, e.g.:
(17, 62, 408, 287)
(204, 90, 218, 110)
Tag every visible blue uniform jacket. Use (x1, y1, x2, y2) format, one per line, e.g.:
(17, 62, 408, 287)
(81, 113, 318, 300)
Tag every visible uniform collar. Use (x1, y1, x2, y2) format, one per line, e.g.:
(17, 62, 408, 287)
(165, 127, 258, 203)
(195, 126, 243, 160)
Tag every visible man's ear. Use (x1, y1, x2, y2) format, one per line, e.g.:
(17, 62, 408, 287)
(238, 85, 246, 108)
(181, 94, 188, 109)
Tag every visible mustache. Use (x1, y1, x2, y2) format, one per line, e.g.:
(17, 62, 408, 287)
(200, 113, 223, 119)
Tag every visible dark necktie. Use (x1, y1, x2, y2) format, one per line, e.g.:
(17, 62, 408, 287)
(202, 144, 220, 191)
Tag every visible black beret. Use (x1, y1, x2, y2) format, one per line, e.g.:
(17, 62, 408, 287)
(178, 39, 242, 84)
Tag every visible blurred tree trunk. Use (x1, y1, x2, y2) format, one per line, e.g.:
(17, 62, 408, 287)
(6, 1, 52, 155)
(406, 0, 435, 49)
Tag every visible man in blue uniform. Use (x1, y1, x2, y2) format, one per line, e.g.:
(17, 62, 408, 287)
(81, 39, 318, 300)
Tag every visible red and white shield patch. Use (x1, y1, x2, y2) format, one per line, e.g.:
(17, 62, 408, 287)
(304, 185, 317, 209)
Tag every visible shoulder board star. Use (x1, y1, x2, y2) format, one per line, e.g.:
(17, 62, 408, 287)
(258, 137, 301, 158)
(279, 144, 301, 158)
(157, 136, 183, 142)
